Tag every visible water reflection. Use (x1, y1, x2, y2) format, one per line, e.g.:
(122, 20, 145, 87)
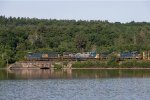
(1, 69, 150, 80)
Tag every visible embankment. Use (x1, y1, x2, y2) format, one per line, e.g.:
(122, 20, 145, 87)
(8, 60, 150, 69)
(8, 61, 72, 69)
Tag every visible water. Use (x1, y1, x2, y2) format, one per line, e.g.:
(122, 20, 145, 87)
(1, 69, 150, 100)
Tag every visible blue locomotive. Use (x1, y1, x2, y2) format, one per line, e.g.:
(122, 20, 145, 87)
(26, 52, 60, 61)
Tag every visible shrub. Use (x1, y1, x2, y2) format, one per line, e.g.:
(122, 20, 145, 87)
(0, 60, 6, 68)
(54, 64, 62, 69)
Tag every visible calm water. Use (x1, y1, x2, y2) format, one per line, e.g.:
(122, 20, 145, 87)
(1, 69, 150, 100)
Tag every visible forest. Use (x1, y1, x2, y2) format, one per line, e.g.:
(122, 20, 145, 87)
(0, 16, 150, 67)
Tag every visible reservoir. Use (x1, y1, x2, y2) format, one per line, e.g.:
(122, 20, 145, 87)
(0, 69, 150, 100)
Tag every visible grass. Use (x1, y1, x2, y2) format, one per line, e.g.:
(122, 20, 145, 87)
(0, 60, 6, 68)
(72, 60, 150, 68)
(72, 61, 109, 68)
(54, 63, 62, 69)
(121, 60, 150, 68)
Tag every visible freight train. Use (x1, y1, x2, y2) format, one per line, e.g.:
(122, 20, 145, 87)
(25, 51, 146, 61)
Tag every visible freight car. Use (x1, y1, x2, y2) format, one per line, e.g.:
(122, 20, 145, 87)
(99, 52, 111, 60)
(74, 52, 99, 61)
(62, 52, 98, 61)
(63, 52, 76, 60)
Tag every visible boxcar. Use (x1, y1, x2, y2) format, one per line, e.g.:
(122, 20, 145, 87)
(99, 52, 111, 60)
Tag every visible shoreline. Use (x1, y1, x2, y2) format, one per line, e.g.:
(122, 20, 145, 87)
(71, 68, 150, 70)
(1, 67, 150, 70)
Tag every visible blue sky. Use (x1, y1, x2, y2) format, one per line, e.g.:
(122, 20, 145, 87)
(0, 0, 150, 22)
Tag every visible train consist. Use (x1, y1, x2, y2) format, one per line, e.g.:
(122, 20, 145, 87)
(25, 51, 150, 61)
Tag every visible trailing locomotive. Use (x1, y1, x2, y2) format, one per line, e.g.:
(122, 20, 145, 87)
(118, 51, 142, 60)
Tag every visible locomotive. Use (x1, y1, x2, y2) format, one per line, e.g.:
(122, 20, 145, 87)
(26, 52, 60, 61)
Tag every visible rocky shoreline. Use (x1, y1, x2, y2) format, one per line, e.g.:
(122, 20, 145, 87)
(8, 61, 72, 69)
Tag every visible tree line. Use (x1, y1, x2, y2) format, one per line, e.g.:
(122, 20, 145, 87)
(0, 16, 150, 67)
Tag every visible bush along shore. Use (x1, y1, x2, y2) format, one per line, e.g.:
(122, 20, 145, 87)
(72, 60, 150, 68)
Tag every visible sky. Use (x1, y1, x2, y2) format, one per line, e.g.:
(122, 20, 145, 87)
(0, 0, 150, 23)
